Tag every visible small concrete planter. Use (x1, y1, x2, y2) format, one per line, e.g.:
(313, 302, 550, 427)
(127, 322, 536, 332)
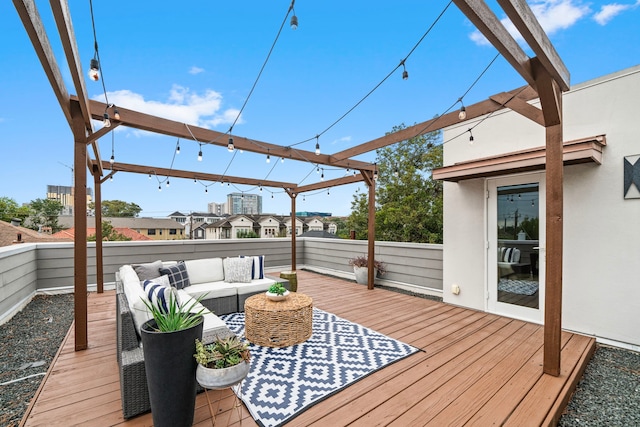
(196, 361, 250, 390)
(265, 290, 290, 301)
(353, 266, 377, 285)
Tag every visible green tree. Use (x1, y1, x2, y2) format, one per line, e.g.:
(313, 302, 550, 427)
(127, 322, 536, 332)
(27, 198, 64, 232)
(329, 217, 350, 238)
(236, 230, 259, 238)
(88, 220, 132, 241)
(0, 197, 30, 224)
(90, 200, 142, 217)
(347, 124, 443, 243)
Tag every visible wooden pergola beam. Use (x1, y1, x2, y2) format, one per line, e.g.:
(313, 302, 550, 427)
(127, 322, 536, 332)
(13, 0, 72, 128)
(452, 0, 536, 88)
(490, 92, 544, 126)
(497, 0, 570, 91)
(295, 174, 364, 193)
(333, 85, 538, 160)
(102, 161, 298, 190)
(83, 98, 376, 172)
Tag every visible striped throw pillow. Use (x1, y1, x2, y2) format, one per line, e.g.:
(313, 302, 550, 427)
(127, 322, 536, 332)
(143, 279, 180, 313)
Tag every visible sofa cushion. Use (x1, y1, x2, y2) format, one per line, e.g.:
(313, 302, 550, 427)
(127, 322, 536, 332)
(183, 258, 224, 284)
(159, 261, 191, 289)
(132, 260, 163, 281)
(120, 265, 154, 333)
(241, 255, 265, 279)
(182, 281, 237, 302)
(234, 277, 279, 295)
(143, 279, 181, 313)
(223, 257, 253, 283)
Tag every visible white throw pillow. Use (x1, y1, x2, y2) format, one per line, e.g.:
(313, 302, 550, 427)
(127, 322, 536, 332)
(223, 257, 253, 283)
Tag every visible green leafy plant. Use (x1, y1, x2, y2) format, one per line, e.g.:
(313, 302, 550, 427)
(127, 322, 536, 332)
(194, 336, 250, 369)
(267, 282, 287, 295)
(141, 290, 206, 332)
(348, 255, 387, 276)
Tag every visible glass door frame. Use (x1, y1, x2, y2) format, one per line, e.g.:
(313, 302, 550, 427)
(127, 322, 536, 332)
(486, 172, 545, 323)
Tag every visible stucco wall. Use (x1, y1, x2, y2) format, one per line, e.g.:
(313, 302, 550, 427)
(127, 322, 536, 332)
(442, 65, 640, 348)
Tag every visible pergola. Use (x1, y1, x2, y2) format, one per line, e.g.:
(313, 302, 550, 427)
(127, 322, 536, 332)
(14, 0, 569, 376)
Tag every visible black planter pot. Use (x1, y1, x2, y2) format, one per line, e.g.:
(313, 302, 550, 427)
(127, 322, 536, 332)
(140, 316, 204, 427)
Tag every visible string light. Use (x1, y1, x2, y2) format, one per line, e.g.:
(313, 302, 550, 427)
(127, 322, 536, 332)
(401, 60, 408, 80)
(109, 154, 114, 164)
(281, 157, 285, 164)
(266, 150, 271, 163)
(176, 139, 181, 154)
(205, 187, 208, 193)
(88, 58, 100, 81)
(166, 179, 170, 188)
(148, 173, 151, 179)
(113, 107, 120, 120)
(290, 0, 298, 29)
(373, 163, 378, 181)
(102, 113, 111, 128)
(315, 135, 320, 155)
(458, 98, 467, 120)
(394, 167, 399, 177)
(109, 175, 113, 182)
(198, 143, 203, 161)
(227, 136, 235, 152)
(468, 129, 474, 144)
(320, 168, 324, 181)
(158, 184, 162, 192)
(194, 178, 197, 184)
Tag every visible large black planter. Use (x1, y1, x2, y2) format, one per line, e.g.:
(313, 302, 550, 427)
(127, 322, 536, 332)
(140, 316, 204, 427)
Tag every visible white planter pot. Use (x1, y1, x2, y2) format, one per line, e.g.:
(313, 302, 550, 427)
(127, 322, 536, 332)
(353, 266, 377, 285)
(265, 290, 290, 301)
(196, 361, 250, 390)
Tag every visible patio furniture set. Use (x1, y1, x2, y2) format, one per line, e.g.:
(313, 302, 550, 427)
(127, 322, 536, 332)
(115, 255, 291, 419)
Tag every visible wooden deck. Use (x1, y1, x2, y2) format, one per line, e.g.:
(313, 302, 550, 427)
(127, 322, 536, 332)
(20, 270, 595, 426)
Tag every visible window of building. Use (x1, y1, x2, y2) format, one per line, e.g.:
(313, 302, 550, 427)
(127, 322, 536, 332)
(169, 229, 177, 235)
(148, 229, 156, 235)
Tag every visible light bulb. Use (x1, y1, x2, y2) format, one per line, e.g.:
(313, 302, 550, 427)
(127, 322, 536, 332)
(266, 154, 271, 163)
(373, 170, 378, 181)
(158, 185, 162, 192)
(88, 58, 100, 81)
(227, 137, 234, 152)
(109, 175, 113, 182)
(402, 70, 408, 80)
(394, 168, 399, 177)
(109, 154, 114, 164)
(315, 141, 320, 155)
(176, 143, 180, 154)
(148, 174, 151, 179)
(103, 113, 111, 128)
(198, 150, 203, 161)
(205, 188, 208, 193)
(458, 106, 467, 120)
(281, 157, 284, 163)
(290, 15, 298, 30)
(166, 179, 170, 188)
(113, 109, 120, 120)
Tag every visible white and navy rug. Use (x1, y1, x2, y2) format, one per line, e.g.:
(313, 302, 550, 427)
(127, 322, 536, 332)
(498, 278, 539, 296)
(220, 308, 419, 427)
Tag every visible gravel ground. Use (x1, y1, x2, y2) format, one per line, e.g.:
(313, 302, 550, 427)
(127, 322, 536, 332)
(0, 294, 74, 427)
(0, 293, 638, 426)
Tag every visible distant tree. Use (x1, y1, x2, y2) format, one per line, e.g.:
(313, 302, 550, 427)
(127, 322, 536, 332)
(0, 197, 30, 224)
(329, 217, 350, 238)
(347, 124, 443, 243)
(89, 200, 142, 217)
(87, 220, 132, 241)
(26, 198, 64, 232)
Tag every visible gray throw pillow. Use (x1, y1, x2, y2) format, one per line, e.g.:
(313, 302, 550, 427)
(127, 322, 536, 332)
(132, 260, 163, 281)
(223, 257, 253, 283)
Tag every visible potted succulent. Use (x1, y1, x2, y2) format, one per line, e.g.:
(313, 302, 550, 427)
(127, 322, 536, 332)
(140, 290, 205, 427)
(265, 282, 289, 301)
(194, 336, 251, 390)
(348, 255, 387, 284)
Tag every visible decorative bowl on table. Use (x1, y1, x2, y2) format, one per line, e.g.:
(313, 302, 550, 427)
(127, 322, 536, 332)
(265, 290, 289, 301)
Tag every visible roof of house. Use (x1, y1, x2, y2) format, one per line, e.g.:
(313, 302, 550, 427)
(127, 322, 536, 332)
(0, 221, 72, 247)
(52, 227, 152, 241)
(57, 216, 184, 229)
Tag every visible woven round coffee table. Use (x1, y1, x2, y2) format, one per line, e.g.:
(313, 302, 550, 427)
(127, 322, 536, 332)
(244, 292, 313, 347)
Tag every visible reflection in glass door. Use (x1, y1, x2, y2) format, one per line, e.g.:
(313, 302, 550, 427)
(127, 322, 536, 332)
(488, 174, 545, 323)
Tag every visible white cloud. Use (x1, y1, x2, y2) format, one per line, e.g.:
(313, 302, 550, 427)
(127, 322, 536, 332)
(594, 3, 636, 25)
(332, 136, 352, 145)
(470, 0, 591, 46)
(189, 66, 204, 75)
(94, 85, 240, 129)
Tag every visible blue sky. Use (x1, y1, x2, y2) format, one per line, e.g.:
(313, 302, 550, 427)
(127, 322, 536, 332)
(1, 0, 639, 217)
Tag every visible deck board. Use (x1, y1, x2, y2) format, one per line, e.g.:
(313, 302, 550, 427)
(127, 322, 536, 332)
(20, 270, 595, 427)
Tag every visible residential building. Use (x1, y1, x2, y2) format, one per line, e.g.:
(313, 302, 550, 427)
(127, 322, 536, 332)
(434, 65, 640, 349)
(168, 211, 224, 239)
(226, 193, 262, 215)
(58, 216, 185, 240)
(0, 219, 72, 247)
(207, 202, 225, 215)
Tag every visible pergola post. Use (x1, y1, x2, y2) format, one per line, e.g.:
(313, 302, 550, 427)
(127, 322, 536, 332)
(72, 100, 88, 350)
(93, 165, 103, 293)
(533, 58, 564, 376)
(289, 192, 297, 271)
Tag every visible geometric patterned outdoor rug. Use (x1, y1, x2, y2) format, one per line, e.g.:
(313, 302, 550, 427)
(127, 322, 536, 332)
(498, 278, 539, 296)
(220, 308, 420, 427)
